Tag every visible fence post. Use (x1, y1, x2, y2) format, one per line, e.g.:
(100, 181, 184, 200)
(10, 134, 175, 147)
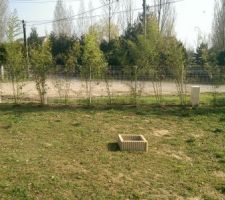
(1, 65, 4, 80)
(191, 86, 200, 106)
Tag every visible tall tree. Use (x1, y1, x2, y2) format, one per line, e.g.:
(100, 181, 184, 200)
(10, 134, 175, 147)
(30, 40, 52, 105)
(135, 15, 164, 104)
(67, 6, 75, 36)
(81, 30, 106, 105)
(0, 0, 8, 42)
(101, 0, 120, 41)
(53, 40, 80, 104)
(77, 0, 87, 37)
(91, 21, 119, 42)
(195, 42, 210, 70)
(53, 0, 73, 36)
(88, 0, 94, 28)
(153, 0, 176, 36)
(6, 9, 21, 42)
(212, 0, 225, 50)
(117, 0, 135, 33)
(49, 33, 77, 66)
(27, 27, 42, 48)
(164, 38, 186, 105)
(5, 9, 25, 104)
(5, 42, 25, 103)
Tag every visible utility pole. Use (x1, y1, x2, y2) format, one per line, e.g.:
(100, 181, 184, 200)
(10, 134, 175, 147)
(143, 0, 146, 38)
(158, 0, 162, 30)
(22, 20, 27, 49)
(22, 20, 29, 77)
(108, 0, 111, 42)
(129, 0, 132, 25)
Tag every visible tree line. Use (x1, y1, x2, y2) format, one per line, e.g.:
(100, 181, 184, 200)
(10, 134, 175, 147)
(0, 0, 224, 106)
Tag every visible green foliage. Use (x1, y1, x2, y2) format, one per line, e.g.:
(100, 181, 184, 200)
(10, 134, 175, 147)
(52, 39, 80, 105)
(163, 37, 186, 104)
(100, 39, 123, 67)
(81, 31, 106, 78)
(5, 42, 26, 103)
(64, 40, 80, 74)
(216, 50, 225, 66)
(0, 44, 6, 65)
(27, 27, 42, 48)
(30, 40, 52, 104)
(136, 16, 161, 73)
(49, 33, 78, 67)
(122, 15, 165, 104)
(4, 9, 25, 103)
(164, 38, 186, 75)
(123, 20, 143, 42)
(195, 42, 210, 70)
(81, 31, 107, 105)
(5, 43, 25, 77)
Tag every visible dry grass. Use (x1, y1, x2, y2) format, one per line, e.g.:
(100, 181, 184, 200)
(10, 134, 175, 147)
(0, 104, 225, 199)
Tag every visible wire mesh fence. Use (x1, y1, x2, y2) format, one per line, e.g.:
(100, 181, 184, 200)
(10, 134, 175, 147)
(0, 67, 225, 105)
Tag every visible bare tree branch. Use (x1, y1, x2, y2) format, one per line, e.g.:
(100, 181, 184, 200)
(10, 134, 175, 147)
(53, 0, 74, 37)
(153, 0, 176, 36)
(0, 0, 8, 42)
(212, 0, 225, 50)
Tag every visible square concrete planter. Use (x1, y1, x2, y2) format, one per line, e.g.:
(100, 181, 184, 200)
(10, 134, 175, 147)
(118, 134, 148, 152)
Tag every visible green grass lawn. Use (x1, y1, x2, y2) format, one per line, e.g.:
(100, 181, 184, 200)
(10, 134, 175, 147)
(0, 104, 225, 199)
(49, 93, 225, 107)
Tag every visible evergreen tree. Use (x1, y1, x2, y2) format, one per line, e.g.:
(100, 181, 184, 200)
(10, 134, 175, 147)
(27, 28, 42, 48)
(195, 43, 209, 68)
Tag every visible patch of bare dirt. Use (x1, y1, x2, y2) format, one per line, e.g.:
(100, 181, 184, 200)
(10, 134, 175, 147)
(156, 149, 192, 162)
(177, 197, 202, 200)
(213, 171, 225, 178)
(170, 151, 192, 162)
(152, 129, 169, 137)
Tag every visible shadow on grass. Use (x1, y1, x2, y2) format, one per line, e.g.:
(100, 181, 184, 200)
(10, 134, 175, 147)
(216, 184, 225, 195)
(107, 143, 120, 152)
(0, 103, 225, 118)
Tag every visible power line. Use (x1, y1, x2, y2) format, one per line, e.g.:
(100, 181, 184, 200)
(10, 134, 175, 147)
(27, 8, 143, 27)
(12, 0, 81, 3)
(25, 0, 184, 27)
(26, 0, 119, 26)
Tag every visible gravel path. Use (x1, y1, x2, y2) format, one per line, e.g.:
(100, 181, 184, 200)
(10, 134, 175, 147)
(0, 79, 224, 99)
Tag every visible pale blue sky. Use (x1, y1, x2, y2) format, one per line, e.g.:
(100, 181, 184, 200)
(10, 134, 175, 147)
(9, 0, 215, 49)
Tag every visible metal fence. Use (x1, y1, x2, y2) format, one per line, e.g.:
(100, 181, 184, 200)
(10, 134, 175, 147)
(0, 67, 225, 104)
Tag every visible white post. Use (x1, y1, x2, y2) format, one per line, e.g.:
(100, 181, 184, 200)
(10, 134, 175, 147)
(1, 65, 4, 80)
(44, 93, 48, 105)
(191, 86, 200, 106)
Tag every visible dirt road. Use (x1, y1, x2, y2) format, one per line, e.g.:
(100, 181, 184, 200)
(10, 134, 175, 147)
(0, 79, 224, 99)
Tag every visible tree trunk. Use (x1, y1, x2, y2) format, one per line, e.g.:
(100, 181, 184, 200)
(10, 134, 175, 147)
(89, 65, 92, 105)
